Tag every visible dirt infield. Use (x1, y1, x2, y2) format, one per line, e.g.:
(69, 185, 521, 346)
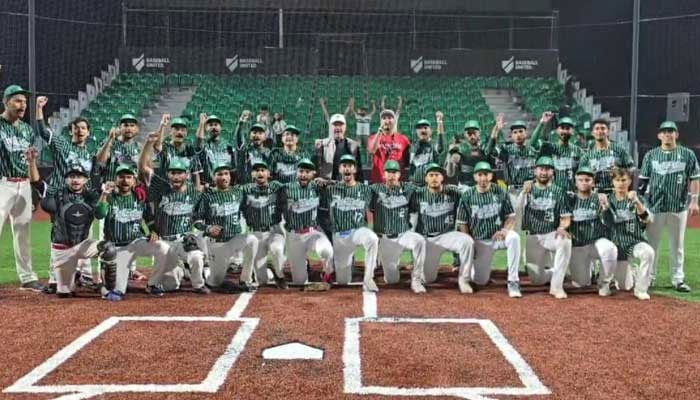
(1, 271, 700, 400)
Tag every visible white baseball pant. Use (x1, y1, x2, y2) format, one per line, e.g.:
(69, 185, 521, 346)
(207, 234, 258, 287)
(508, 189, 526, 232)
(569, 238, 618, 287)
(229, 215, 248, 266)
(472, 230, 521, 285)
(627, 242, 655, 294)
(286, 229, 333, 285)
(112, 238, 169, 294)
(423, 231, 474, 284)
(525, 231, 572, 291)
(148, 238, 206, 291)
(378, 231, 426, 284)
(332, 227, 378, 286)
(646, 211, 687, 285)
(51, 239, 100, 294)
(0, 179, 36, 283)
(251, 231, 286, 286)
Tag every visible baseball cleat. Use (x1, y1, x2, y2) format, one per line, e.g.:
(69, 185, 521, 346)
(193, 286, 211, 295)
(20, 280, 46, 293)
(42, 283, 57, 295)
(267, 266, 288, 289)
(634, 290, 650, 300)
(507, 281, 522, 298)
(363, 278, 379, 292)
(102, 290, 124, 301)
(673, 282, 691, 293)
(146, 284, 165, 297)
(411, 278, 426, 294)
(598, 282, 612, 297)
(56, 291, 74, 299)
(458, 278, 473, 294)
(549, 288, 568, 299)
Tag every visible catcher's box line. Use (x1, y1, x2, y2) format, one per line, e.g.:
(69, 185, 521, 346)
(3, 293, 259, 400)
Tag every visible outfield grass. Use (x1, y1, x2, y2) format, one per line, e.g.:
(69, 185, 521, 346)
(1, 221, 698, 302)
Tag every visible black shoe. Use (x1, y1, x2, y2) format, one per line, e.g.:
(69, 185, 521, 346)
(56, 291, 74, 298)
(239, 282, 257, 292)
(267, 266, 288, 290)
(146, 284, 165, 297)
(42, 283, 57, 295)
(674, 282, 691, 293)
(193, 286, 211, 295)
(20, 280, 45, 293)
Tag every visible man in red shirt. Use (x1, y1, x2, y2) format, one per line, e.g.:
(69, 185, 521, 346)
(368, 109, 411, 183)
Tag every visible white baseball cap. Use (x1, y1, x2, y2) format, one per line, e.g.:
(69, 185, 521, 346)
(330, 114, 346, 125)
(380, 109, 396, 118)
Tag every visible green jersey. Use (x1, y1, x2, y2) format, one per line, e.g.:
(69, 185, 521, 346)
(495, 143, 537, 186)
(270, 148, 310, 184)
(37, 122, 93, 189)
(279, 182, 321, 231)
(603, 195, 649, 260)
(197, 137, 234, 185)
(580, 142, 634, 192)
(451, 138, 497, 186)
(522, 183, 571, 234)
(106, 138, 141, 181)
(410, 137, 445, 186)
(409, 185, 462, 236)
(149, 183, 202, 238)
(639, 146, 700, 213)
(0, 116, 35, 178)
(370, 182, 416, 236)
(241, 181, 284, 232)
(195, 187, 245, 242)
(150, 141, 203, 194)
(568, 192, 604, 247)
(456, 184, 514, 240)
(96, 191, 148, 245)
(324, 182, 373, 232)
(530, 125, 583, 191)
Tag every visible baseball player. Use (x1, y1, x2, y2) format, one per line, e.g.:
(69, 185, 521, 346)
(371, 160, 427, 293)
(602, 167, 655, 300)
(520, 156, 572, 299)
(638, 121, 700, 292)
(445, 114, 502, 189)
(270, 125, 310, 184)
(194, 162, 259, 292)
(530, 112, 583, 192)
(409, 113, 446, 186)
(323, 154, 379, 292)
(94, 164, 169, 300)
(456, 161, 521, 298)
(567, 166, 619, 296)
(278, 158, 334, 286)
(240, 160, 287, 289)
(579, 118, 634, 193)
(145, 157, 208, 296)
(195, 113, 234, 186)
(236, 110, 272, 184)
(410, 163, 474, 293)
(0, 84, 44, 291)
(40, 164, 116, 298)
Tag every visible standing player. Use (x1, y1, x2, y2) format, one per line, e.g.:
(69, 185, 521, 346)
(371, 160, 427, 294)
(580, 119, 634, 193)
(270, 125, 309, 184)
(236, 111, 272, 184)
(195, 113, 234, 187)
(567, 166, 619, 296)
(445, 115, 502, 189)
(324, 155, 379, 291)
(278, 158, 334, 286)
(602, 168, 655, 300)
(0, 84, 43, 291)
(530, 112, 583, 191)
(410, 163, 474, 293)
(409, 113, 446, 186)
(639, 121, 700, 292)
(95, 164, 169, 300)
(240, 161, 287, 289)
(194, 162, 259, 292)
(520, 156, 572, 299)
(457, 162, 521, 298)
(146, 157, 207, 296)
(97, 113, 151, 182)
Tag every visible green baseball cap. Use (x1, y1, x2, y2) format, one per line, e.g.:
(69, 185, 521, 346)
(3, 84, 31, 100)
(415, 119, 431, 129)
(168, 157, 190, 172)
(206, 115, 222, 124)
(473, 161, 493, 174)
(211, 161, 232, 174)
(115, 164, 136, 175)
(171, 117, 188, 128)
(119, 114, 138, 124)
(510, 120, 528, 130)
(250, 123, 267, 132)
(558, 117, 576, 127)
(384, 160, 401, 172)
(464, 120, 481, 131)
(659, 121, 678, 131)
(251, 160, 269, 170)
(284, 125, 301, 135)
(575, 166, 595, 177)
(65, 163, 89, 177)
(297, 158, 316, 170)
(339, 154, 357, 165)
(535, 156, 554, 168)
(424, 162, 446, 176)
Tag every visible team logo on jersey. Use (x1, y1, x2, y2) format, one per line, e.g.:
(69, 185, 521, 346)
(331, 196, 366, 211)
(0, 131, 31, 152)
(211, 202, 240, 216)
(613, 208, 636, 222)
(470, 202, 501, 219)
(572, 207, 598, 222)
(529, 196, 556, 211)
(246, 195, 275, 209)
(66, 152, 93, 172)
(114, 207, 143, 223)
(378, 192, 409, 209)
(276, 162, 297, 177)
(511, 156, 534, 169)
(554, 157, 575, 171)
(412, 152, 431, 166)
(590, 155, 616, 171)
(651, 160, 686, 175)
(290, 197, 319, 214)
(207, 150, 232, 165)
(159, 197, 194, 216)
(419, 201, 453, 217)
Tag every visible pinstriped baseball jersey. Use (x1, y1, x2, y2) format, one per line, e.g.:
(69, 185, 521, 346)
(197, 138, 233, 185)
(410, 140, 444, 186)
(453, 138, 497, 186)
(105, 139, 141, 181)
(150, 183, 201, 237)
(568, 192, 604, 247)
(238, 145, 272, 184)
(280, 182, 321, 231)
(409, 185, 461, 236)
(323, 182, 372, 232)
(241, 181, 284, 232)
(196, 187, 245, 242)
(270, 148, 310, 184)
(37, 124, 93, 189)
(150, 142, 203, 194)
(639, 146, 700, 213)
(0, 117, 35, 178)
(538, 141, 583, 191)
(370, 182, 416, 235)
(100, 192, 148, 245)
(580, 143, 634, 192)
(456, 184, 514, 240)
(495, 143, 537, 186)
(603, 195, 648, 259)
(522, 183, 571, 234)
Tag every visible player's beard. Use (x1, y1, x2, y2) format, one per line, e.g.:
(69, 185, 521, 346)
(209, 129, 220, 138)
(536, 175, 551, 185)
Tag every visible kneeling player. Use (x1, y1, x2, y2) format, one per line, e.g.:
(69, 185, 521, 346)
(602, 168, 654, 300)
(567, 167, 619, 296)
(457, 162, 521, 297)
(410, 163, 474, 293)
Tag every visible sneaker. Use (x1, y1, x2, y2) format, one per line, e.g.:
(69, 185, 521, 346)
(634, 290, 650, 300)
(458, 278, 473, 294)
(20, 280, 45, 293)
(42, 283, 57, 295)
(193, 286, 211, 295)
(146, 284, 165, 297)
(363, 278, 379, 292)
(674, 282, 691, 293)
(102, 290, 124, 301)
(411, 279, 426, 294)
(507, 281, 522, 298)
(598, 282, 612, 297)
(549, 288, 568, 299)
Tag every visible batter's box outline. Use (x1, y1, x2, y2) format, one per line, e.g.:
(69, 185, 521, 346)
(4, 294, 259, 400)
(343, 317, 551, 400)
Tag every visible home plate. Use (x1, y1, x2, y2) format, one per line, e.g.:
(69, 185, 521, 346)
(262, 342, 324, 360)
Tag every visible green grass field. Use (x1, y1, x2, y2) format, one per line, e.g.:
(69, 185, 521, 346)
(1, 221, 698, 302)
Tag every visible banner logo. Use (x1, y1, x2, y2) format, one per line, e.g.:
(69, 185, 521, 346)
(410, 57, 424, 74)
(132, 54, 145, 72)
(502, 56, 539, 74)
(226, 55, 239, 72)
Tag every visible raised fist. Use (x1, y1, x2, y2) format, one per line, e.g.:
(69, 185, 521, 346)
(25, 147, 39, 163)
(199, 113, 208, 126)
(435, 111, 444, 122)
(496, 113, 506, 130)
(522, 180, 534, 194)
(36, 96, 48, 109)
(102, 181, 116, 194)
(541, 111, 554, 124)
(627, 191, 638, 203)
(160, 113, 171, 127)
